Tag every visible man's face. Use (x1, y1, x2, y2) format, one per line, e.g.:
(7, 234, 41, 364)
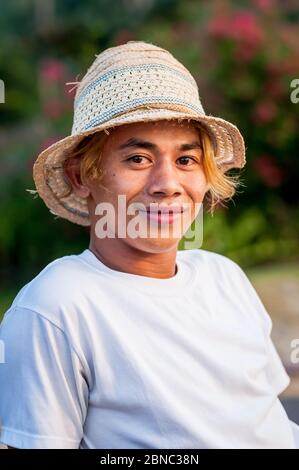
(86, 119, 209, 253)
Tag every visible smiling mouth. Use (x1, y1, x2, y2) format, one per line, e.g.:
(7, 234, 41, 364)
(146, 209, 184, 215)
(140, 209, 185, 224)
(144, 205, 187, 214)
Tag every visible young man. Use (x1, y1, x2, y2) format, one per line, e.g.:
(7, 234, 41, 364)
(0, 41, 298, 449)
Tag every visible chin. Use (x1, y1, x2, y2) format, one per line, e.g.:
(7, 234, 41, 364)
(126, 236, 180, 254)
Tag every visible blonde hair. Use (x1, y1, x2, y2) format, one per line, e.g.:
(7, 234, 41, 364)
(63, 122, 244, 215)
(195, 123, 245, 214)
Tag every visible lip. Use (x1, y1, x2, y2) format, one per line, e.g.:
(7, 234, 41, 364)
(140, 207, 186, 224)
(144, 206, 186, 214)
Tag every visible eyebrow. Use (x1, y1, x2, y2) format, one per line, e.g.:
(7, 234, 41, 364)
(117, 138, 202, 152)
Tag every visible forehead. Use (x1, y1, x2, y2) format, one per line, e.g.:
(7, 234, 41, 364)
(105, 119, 200, 147)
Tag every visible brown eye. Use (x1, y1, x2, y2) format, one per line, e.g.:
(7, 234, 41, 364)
(127, 155, 149, 164)
(177, 156, 197, 166)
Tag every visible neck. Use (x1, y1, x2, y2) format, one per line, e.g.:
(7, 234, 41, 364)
(88, 236, 178, 279)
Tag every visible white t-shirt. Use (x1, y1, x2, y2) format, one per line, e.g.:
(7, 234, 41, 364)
(0, 248, 298, 449)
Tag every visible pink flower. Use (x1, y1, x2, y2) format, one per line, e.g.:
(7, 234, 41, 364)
(253, 154, 285, 187)
(252, 100, 278, 124)
(40, 60, 66, 82)
(208, 10, 264, 53)
(253, 0, 274, 11)
(231, 11, 263, 48)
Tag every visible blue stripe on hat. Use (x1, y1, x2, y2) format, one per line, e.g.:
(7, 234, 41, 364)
(74, 63, 198, 109)
(73, 96, 204, 133)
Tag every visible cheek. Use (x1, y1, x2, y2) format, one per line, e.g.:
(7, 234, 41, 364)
(91, 168, 144, 202)
(186, 171, 208, 196)
(109, 168, 147, 194)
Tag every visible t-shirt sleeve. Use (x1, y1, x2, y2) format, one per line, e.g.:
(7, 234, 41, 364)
(264, 335, 290, 396)
(0, 306, 89, 449)
(290, 420, 299, 449)
(230, 261, 290, 396)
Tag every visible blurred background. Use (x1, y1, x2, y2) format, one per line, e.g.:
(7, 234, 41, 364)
(0, 0, 298, 409)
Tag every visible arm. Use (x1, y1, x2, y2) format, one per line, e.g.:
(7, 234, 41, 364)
(0, 306, 89, 449)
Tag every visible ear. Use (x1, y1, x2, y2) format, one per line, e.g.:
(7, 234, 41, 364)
(63, 157, 91, 199)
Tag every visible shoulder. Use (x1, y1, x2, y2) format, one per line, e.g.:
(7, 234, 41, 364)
(179, 248, 257, 296)
(5, 251, 93, 328)
(183, 249, 272, 336)
(178, 248, 242, 276)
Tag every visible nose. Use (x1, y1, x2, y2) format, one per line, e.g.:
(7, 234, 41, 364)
(145, 158, 183, 198)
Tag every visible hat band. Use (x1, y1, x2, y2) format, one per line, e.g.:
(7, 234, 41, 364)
(74, 63, 198, 109)
(72, 98, 204, 134)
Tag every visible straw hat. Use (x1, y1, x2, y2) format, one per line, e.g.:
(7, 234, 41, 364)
(32, 40, 246, 226)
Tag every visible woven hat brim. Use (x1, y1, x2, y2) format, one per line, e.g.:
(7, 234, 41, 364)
(33, 108, 246, 226)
